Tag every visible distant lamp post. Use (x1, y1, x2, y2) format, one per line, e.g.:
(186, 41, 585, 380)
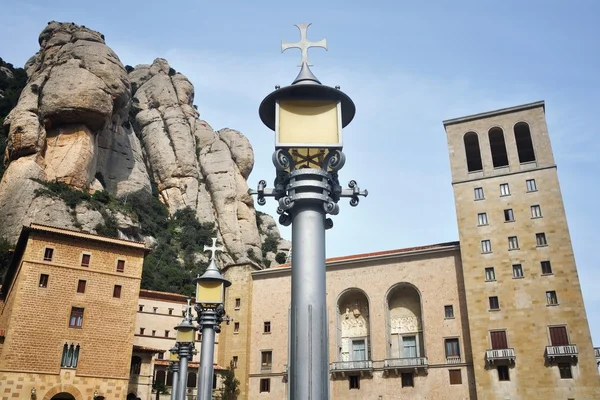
(30, 388, 36, 400)
(195, 238, 231, 400)
(250, 23, 367, 400)
(169, 344, 180, 400)
(174, 299, 198, 400)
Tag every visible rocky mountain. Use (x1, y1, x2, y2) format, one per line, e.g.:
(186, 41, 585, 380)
(0, 21, 289, 289)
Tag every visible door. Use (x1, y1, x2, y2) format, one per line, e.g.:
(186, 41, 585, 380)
(549, 326, 569, 346)
(490, 331, 508, 350)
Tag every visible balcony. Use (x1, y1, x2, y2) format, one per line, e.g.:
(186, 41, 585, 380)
(446, 356, 462, 364)
(485, 348, 516, 365)
(383, 357, 428, 375)
(595, 347, 600, 366)
(545, 345, 578, 363)
(330, 360, 373, 377)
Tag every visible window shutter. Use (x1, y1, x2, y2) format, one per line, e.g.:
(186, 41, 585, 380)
(549, 326, 569, 346)
(490, 331, 508, 349)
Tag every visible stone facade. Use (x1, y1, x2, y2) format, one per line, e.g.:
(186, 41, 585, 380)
(0, 224, 148, 400)
(443, 101, 600, 398)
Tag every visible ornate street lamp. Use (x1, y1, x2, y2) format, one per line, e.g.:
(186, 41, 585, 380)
(194, 238, 231, 400)
(250, 23, 367, 400)
(174, 299, 198, 400)
(168, 344, 180, 400)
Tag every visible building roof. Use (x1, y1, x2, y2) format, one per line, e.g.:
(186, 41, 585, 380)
(442, 100, 545, 126)
(270, 240, 460, 270)
(139, 288, 190, 303)
(133, 345, 165, 353)
(0, 223, 151, 299)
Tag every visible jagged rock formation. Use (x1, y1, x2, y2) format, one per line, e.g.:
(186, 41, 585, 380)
(0, 21, 289, 268)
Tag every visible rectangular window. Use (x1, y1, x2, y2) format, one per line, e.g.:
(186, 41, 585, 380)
(138, 305, 144, 312)
(536, 233, 548, 246)
(477, 213, 488, 226)
(474, 187, 484, 200)
(165, 330, 170, 338)
(481, 240, 492, 253)
(401, 372, 414, 387)
(77, 280, 86, 294)
(490, 331, 508, 350)
(116, 259, 125, 273)
(198, 332, 202, 341)
(489, 296, 500, 310)
(235, 298, 241, 309)
(69, 307, 84, 328)
(508, 236, 519, 250)
(113, 285, 122, 298)
(140, 328, 145, 335)
(485, 267, 495, 281)
(152, 330, 156, 336)
(500, 183, 510, 196)
(168, 308, 173, 315)
(504, 209, 514, 222)
(234, 322, 240, 333)
(546, 291, 558, 305)
(153, 307, 158, 313)
(402, 336, 417, 358)
(261, 350, 272, 370)
(526, 179, 537, 192)
(531, 205, 542, 218)
(60, 343, 80, 368)
(349, 375, 360, 390)
(549, 326, 569, 346)
(232, 356, 238, 368)
(259, 378, 271, 393)
(44, 247, 54, 261)
(558, 363, 573, 379)
(264, 321, 271, 333)
(445, 338, 460, 358)
(512, 264, 523, 278)
(541, 261, 553, 275)
(449, 369, 462, 385)
(352, 339, 366, 361)
(444, 305, 454, 319)
(81, 254, 91, 267)
(157, 352, 163, 360)
(39, 274, 49, 288)
(497, 365, 510, 381)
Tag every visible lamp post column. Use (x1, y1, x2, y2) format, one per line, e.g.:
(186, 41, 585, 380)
(196, 307, 223, 400)
(169, 353, 180, 400)
(178, 343, 193, 400)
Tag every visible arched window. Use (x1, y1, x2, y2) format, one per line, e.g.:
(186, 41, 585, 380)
(166, 371, 173, 386)
(463, 132, 483, 172)
(514, 122, 536, 163)
(488, 128, 509, 167)
(154, 370, 166, 386)
(187, 372, 197, 387)
(130, 355, 142, 375)
(386, 284, 424, 360)
(335, 289, 371, 363)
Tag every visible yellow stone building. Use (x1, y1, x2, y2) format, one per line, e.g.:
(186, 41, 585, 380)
(1, 101, 599, 400)
(0, 223, 149, 400)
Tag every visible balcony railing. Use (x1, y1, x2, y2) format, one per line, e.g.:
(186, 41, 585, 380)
(446, 356, 462, 364)
(545, 345, 578, 362)
(595, 347, 600, 366)
(383, 357, 428, 375)
(330, 360, 373, 377)
(485, 348, 516, 365)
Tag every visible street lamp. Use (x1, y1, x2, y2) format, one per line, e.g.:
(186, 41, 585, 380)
(195, 238, 231, 400)
(169, 344, 180, 400)
(174, 299, 198, 400)
(250, 23, 367, 400)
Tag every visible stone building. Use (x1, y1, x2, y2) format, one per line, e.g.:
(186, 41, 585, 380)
(1, 101, 599, 400)
(0, 223, 149, 400)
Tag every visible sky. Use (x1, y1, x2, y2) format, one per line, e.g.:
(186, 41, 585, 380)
(1, 1, 599, 343)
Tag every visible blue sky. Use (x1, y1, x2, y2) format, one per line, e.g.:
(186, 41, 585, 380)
(1, 1, 599, 344)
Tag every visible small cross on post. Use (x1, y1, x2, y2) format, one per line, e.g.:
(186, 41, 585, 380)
(184, 298, 193, 319)
(204, 237, 224, 261)
(282, 23, 327, 67)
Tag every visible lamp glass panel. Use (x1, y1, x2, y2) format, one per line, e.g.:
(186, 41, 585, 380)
(170, 352, 179, 361)
(196, 280, 224, 304)
(176, 327, 195, 343)
(278, 100, 339, 146)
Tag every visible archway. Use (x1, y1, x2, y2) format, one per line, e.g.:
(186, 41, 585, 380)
(386, 283, 424, 359)
(51, 394, 76, 400)
(336, 289, 371, 362)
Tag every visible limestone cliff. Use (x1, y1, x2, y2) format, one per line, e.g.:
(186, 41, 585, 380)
(0, 21, 289, 270)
